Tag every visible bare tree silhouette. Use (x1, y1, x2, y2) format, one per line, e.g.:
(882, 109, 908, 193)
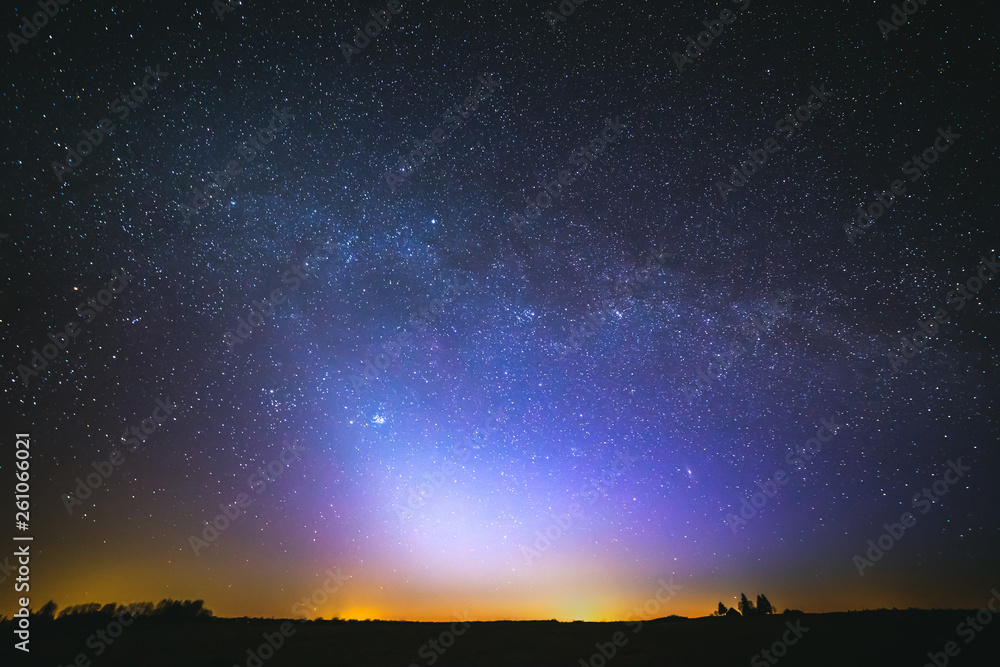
(38, 601, 58, 619)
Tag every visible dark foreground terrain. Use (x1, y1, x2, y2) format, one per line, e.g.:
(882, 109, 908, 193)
(6, 610, 999, 666)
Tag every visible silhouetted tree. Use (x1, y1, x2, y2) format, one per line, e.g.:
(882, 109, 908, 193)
(151, 599, 212, 621)
(756, 594, 774, 615)
(716, 602, 727, 616)
(38, 601, 58, 619)
(739, 593, 755, 617)
(59, 603, 102, 619)
(115, 603, 136, 618)
(153, 599, 175, 617)
(130, 602, 155, 618)
(185, 599, 212, 618)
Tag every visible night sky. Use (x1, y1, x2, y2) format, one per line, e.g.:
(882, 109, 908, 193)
(2, 0, 998, 623)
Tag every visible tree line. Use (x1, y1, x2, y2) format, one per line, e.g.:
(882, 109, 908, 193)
(0, 599, 212, 624)
(715, 593, 797, 616)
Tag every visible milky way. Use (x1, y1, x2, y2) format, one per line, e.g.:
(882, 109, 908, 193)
(2, 0, 998, 622)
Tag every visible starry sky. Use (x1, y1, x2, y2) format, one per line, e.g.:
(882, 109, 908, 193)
(2, 0, 998, 622)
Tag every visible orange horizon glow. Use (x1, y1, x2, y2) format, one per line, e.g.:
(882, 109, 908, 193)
(11, 568, 989, 623)
(10, 525, 995, 623)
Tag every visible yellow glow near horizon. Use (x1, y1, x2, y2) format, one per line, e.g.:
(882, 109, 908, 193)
(339, 607, 383, 621)
(13, 538, 992, 623)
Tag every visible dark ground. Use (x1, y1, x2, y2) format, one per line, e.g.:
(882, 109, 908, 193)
(5, 610, 1000, 666)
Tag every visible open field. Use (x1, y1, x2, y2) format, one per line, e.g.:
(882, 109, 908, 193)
(7, 610, 1000, 666)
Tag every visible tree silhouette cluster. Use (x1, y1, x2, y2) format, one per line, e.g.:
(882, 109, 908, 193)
(11, 599, 214, 624)
(715, 593, 775, 617)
